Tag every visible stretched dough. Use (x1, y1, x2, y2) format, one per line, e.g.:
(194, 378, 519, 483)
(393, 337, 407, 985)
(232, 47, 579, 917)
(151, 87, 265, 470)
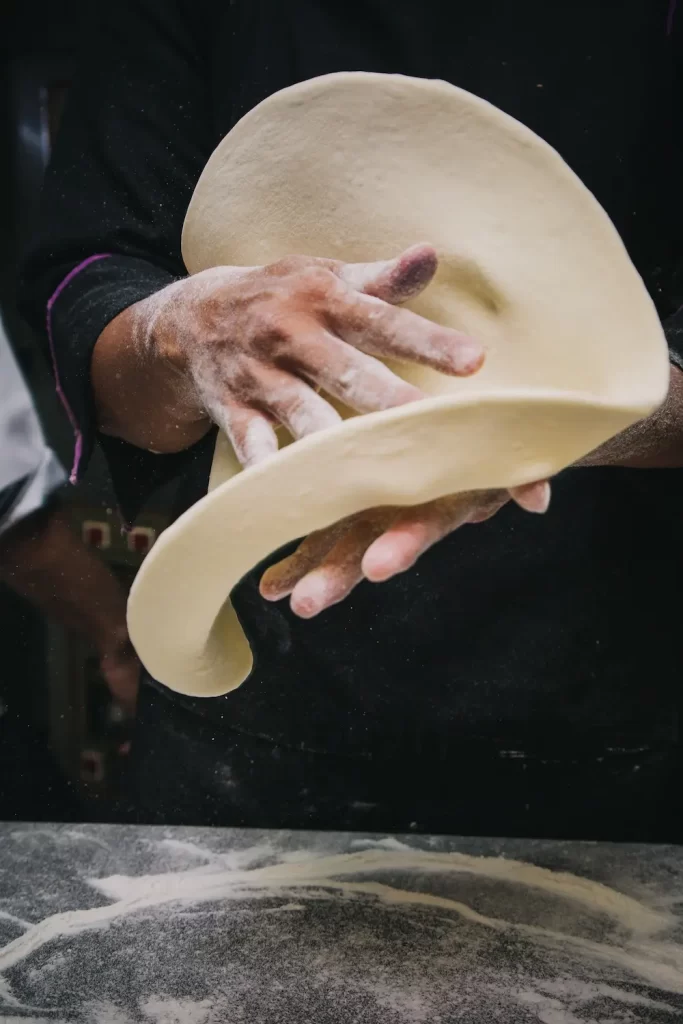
(128, 73, 668, 697)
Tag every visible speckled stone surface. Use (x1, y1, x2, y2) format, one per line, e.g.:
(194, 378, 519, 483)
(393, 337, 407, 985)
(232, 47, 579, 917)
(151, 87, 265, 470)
(0, 824, 682, 1023)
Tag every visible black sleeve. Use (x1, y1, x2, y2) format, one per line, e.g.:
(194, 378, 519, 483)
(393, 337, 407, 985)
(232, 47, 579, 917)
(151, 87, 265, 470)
(666, 5, 683, 371)
(18, 0, 214, 522)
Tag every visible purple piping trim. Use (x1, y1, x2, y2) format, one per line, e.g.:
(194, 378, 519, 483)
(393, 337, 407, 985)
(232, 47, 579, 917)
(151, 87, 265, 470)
(46, 253, 112, 483)
(668, 0, 677, 34)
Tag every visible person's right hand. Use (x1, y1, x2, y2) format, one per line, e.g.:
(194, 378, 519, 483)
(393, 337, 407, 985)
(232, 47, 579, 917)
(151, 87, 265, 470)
(93, 244, 484, 459)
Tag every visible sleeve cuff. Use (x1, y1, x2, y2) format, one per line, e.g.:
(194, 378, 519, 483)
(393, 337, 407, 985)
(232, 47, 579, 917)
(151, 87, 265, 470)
(46, 255, 176, 483)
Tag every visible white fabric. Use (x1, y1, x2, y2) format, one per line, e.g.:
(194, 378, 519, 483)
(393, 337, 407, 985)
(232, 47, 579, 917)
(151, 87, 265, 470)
(0, 314, 65, 536)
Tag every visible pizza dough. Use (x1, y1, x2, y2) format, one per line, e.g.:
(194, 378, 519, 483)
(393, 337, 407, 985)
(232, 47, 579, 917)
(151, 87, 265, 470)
(127, 72, 669, 697)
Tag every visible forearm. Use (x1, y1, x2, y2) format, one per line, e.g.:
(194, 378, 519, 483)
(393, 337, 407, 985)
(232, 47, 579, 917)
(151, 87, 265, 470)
(580, 364, 683, 469)
(92, 297, 180, 450)
(0, 503, 129, 653)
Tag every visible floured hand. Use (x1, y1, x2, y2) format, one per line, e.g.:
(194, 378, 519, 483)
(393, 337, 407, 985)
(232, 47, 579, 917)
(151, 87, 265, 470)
(93, 244, 484, 456)
(260, 480, 551, 617)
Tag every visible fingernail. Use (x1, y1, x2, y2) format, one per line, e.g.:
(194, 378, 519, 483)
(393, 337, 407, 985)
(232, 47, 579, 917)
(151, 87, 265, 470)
(526, 482, 551, 514)
(291, 573, 328, 618)
(533, 483, 551, 514)
(365, 564, 396, 583)
(363, 549, 414, 582)
(292, 596, 319, 618)
(456, 342, 485, 373)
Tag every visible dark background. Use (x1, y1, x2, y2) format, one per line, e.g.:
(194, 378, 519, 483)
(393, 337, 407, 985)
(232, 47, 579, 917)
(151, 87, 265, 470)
(0, 0, 170, 822)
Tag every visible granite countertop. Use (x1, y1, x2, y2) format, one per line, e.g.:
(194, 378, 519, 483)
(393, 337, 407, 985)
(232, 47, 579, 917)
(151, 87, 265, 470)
(0, 824, 682, 1023)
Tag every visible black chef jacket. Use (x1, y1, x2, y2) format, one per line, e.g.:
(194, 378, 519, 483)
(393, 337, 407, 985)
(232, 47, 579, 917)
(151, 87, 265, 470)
(18, 1, 683, 783)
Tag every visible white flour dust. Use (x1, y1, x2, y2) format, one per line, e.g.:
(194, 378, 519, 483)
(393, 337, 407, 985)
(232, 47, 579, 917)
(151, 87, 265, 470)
(1, 1018, 68, 1024)
(1, 839, 683, 1022)
(139, 997, 214, 1023)
(1, 847, 677, 983)
(80, 999, 216, 1024)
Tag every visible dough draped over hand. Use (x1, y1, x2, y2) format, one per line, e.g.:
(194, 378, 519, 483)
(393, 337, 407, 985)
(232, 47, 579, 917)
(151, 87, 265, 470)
(127, 72, 668, 697)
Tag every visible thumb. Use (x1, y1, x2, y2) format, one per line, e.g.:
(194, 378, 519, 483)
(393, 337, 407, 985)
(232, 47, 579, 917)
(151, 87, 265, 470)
(338, 243, 439, 305)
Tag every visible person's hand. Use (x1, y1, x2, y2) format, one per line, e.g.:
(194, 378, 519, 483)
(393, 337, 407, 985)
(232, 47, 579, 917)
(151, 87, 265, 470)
(260, 481, 551, 618)
(94, 244, 484, 456)
(97, 632, 140, 721)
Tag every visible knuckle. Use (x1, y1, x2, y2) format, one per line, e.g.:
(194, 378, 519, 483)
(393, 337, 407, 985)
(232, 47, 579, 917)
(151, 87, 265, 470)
(268, 254, 311, 276)
(334, 365, 362, 402)
(252, 305, 296, 357)
(274, 259, 339, 302)
(280, 389, 308, 421)
(201, 285, 232, 322)
(256, 303, 289, 336)
(227, 362, 260, 400)
(298, 265, 338, 295)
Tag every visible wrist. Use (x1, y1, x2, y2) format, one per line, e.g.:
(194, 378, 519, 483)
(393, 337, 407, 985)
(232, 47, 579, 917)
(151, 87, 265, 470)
(92, 285, 209, 452)
(140, 279, 190, 371)
(575, 363, 683, 470)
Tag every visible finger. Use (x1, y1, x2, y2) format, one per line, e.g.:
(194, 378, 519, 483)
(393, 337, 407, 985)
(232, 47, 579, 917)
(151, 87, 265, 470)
(290, 513, 391, 618)
(331, 290, 484, 377)
(467, 492, 510, 524)
(509, 480, 551, 514)
(260, 517, 355, 600)
(361, 496, 475, 583)
(258, 365, 343, 439)
(207, 398, 279, 468)
(289, 326, 425, 412)
(338, 243, 439, 304)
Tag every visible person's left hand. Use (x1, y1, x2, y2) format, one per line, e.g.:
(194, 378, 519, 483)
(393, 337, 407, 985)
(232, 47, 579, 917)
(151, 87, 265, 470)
(98, 633, 140, 721)
(260, 480, 551, 618)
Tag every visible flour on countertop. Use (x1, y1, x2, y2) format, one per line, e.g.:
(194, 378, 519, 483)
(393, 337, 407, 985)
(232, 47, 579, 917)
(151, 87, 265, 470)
(1, 837, 682, 1023)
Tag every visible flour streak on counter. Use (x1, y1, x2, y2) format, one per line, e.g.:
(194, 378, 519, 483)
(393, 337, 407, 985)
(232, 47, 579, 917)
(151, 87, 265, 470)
(1, 827, 683, 1023)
